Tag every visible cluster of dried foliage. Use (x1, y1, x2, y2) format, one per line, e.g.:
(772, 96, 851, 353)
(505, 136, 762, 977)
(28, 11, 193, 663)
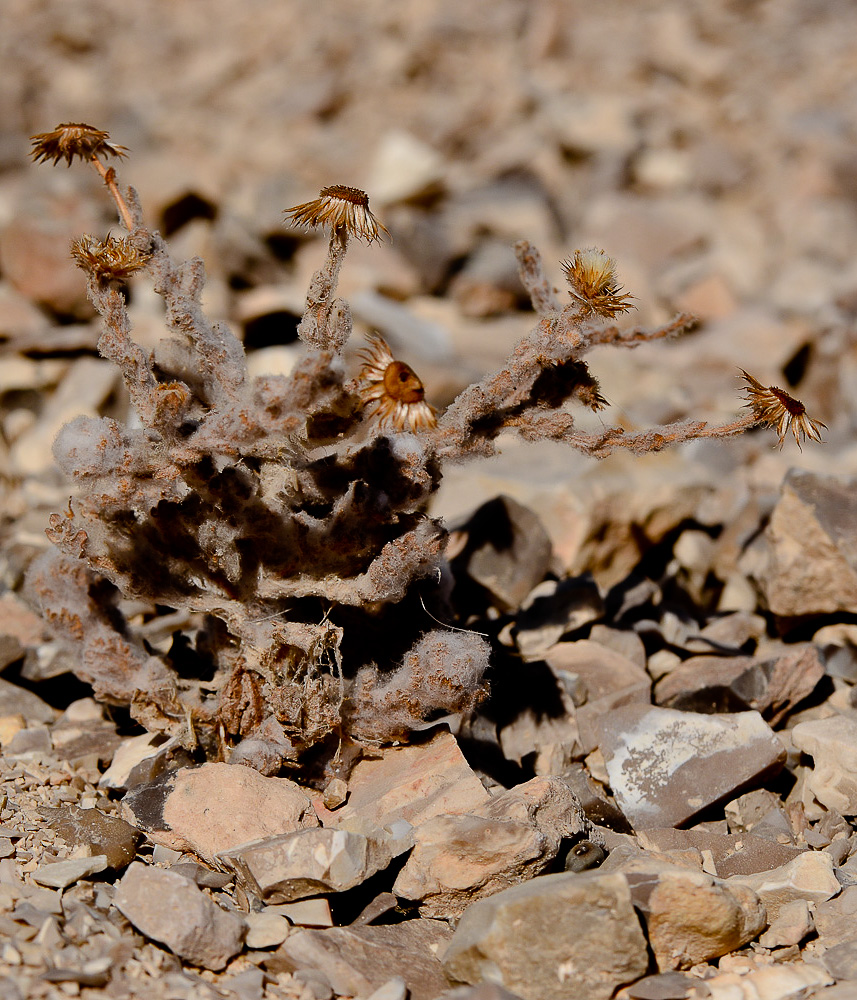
(24, 124, 825, 782)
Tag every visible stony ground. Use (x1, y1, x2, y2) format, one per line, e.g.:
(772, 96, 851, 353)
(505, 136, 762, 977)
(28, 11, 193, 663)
(2, 2, 857, 999)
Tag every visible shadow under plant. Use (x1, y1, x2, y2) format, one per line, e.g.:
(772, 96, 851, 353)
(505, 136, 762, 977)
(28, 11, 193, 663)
(23, 124, 824, 783)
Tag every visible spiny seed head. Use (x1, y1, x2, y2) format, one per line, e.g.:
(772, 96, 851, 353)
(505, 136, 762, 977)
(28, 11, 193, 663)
(561, 248, 635, 318)
(30, 123, 127, 167)
(357, 334, 437, 432)
(739, 369, 827, 450)
(284, 185, 390, 244)
(70, 234, 152, 282)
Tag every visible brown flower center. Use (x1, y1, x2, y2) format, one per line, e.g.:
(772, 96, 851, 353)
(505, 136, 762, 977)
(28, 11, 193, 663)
(320, 184, 369, 206)
(769, 385, 806, 416)
(383, 361, 425, 404)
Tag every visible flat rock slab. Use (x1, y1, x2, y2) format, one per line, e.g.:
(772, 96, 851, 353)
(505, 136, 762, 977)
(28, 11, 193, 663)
(31, 854, 109, 889)
(120, 762, 318, 864)
(596, 705, 785, 830)
(314, 729, 490, 831)
(280, 918, 452, 1000)
(40, 805, 141, 870)
(113, 862, 246, 970)
(636, 827, 804, 878)
(442, 871, 648, 1000)
(725, 850, 841, 921)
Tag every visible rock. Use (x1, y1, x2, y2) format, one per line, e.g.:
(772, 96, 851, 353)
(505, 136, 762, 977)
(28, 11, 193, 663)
(113, 862, 245, 971)
(369, 130, 445, 205)
(315, 729, 490, 831)
(821, 940, 857, 981)
(745, 471, 857, 618)
(440, 987, 524, 1000)
(442, 871, 649, 1000)
(274, 898, 332, 928)
(596, 705, 786, 829)
(514, 578, 604, 660)
(367, 977, 408, 1000)
(120, 763, 318, 865)
(280, 919, 452, 1000)
(726, 850, 841, 920)
(393, 777, 589, 917)
(622, 972, 698, 999)
(654, 647, 824, 725)
(350, 289, 452, 362)
(244, 911, 290, 949)
(814, 886, 857, 947)
(791, 716, 857, 815)
(99, 732, 191, 792)
(689, 962, 831, 999)
(612, 856, 765, 970)
(220, 827, 394, 903)
(40, 806, 141, 870)
(31, 855, 109, 889)
(0, 678, 55, 725)
(724, 789, 795, 846)
(545, 640, 651, 754)
(758, 899, 813, 948)
(454, 496, 553, 613)
(636, 828, 803, 878)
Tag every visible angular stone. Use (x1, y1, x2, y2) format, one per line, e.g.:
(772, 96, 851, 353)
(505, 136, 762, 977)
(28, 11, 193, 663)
(545, 640, 652, 754)
(694, 963, 831, 999)
(280, 919, 452, 1000)
(724, 789, 795, 845)
(514, 580, 603, 660)
(113, 862, 245, 970)
(456, 496, 553, 612)
(597, 705, 785, 829)
(244, 911, 290, 949)
(814, 886, 857, 948)
(442, 872, 649, 1000)
(40, 806, 141, 870)
(636, 828, 803, 878)
(791, 716, 857, 815)
(120, 763, 318, 865)
(31, 855, 109, 889)
(654, 647, 824, 725)
(0, 678, 55, 725)
(220, 827, 392, 903)
(613, 856, 765, 970)
(623, 972, 700, 999)
(726, 850, 841, 920)
(394, 776, 589, 917)
(821, 941, 857, 982)
(315, 729, 489, 831)
(747, 471, 857, 618)
(758, 899, 813, 948)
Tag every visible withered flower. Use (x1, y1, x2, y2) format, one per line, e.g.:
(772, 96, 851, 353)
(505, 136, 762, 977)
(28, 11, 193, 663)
(284, 185, 389, 244)
(70, 235, 152, 282)
(30, 123, 127, 167)
(357, 335, 437, 432)
(739, 370, 826, 450)
(561, 248, 635, 318)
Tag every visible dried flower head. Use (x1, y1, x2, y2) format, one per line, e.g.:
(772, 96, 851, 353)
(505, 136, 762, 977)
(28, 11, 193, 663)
(30, 123, 127, 167)
(70, 235, 152, 282)
(284, 185, 389, 244)
(357, 335, 437, 432)
(739, 370, 826, 450)
(561, 248, 635, 318)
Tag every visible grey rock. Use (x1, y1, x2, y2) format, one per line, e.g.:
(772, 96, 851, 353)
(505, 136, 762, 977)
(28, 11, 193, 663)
(724, 788, 795, 845)
(514, 578, 603, 659)
(281, 919, 452, 1000)
(625, 972, 698, 999)
(113, 862, 245, 970)
(442, 871, 648, 1000)
(0, 677, 54, 724)
(791, 716, 857, 815)
(120, 762, 318, 865)
(821, 942, 857, 983)
(596, 705, 785, 829)
(440, 988, 524, 1000)
(758, 898, 813, 948)
(31, 855, 109, 889)
(244, 911, 290, 949)
(811, 885, 857, 948)
(636, 827, 803, 878)
(220, 827, 392, 903)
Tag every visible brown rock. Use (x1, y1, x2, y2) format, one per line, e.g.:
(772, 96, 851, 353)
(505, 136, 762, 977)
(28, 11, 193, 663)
(636, 828, 804, 878)
(280, 919, 452, 1000)
(613, 856, 766, 970)
(315, 729, 490, 831)
(596, 705, 785, 829)
(791, 716, 857, 815)
(40, 805, 141, 870)
(814, 886, 857, 948)
(726, 850, 841, 920)
(443, 871, 648, 1000)
(120, 763, 318, 865)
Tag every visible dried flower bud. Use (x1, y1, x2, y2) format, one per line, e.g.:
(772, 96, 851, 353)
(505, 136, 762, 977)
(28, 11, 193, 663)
(284, 185, 389, 244)
(358, 335, 437, 432)
(739, 370, 826, 450)
(30, 123, 127, 167)
(561, 248, 635, 318)
(70, 235, 152, 282)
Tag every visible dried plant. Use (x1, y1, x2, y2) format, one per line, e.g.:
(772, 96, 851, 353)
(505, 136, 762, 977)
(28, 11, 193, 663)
(24, 127, 824, 780)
